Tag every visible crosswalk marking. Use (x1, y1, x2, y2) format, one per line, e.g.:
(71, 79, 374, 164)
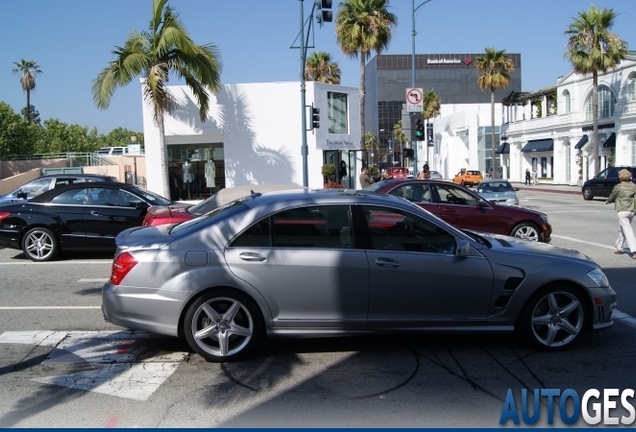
(0, 330, 188, 401)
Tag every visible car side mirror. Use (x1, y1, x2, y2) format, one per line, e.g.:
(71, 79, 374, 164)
(135, 202, 150, 210)
(16, 191, 28, 199)
(477, 198, 488, 207)
(514, 188, 520, 191)
(456, 239, 471, 257)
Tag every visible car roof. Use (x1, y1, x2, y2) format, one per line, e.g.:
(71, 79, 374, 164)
(479, 179, 510, 184)
(35, 173, 117, 180)
(190, 184, 305, 214)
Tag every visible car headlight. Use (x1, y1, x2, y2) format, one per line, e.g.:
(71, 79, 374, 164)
(587, 268, 609, 287)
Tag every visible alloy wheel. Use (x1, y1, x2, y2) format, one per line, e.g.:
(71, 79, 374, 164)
(528, 290, 584, 349)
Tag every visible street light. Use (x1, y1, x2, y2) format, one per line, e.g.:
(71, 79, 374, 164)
(411, 0, 432, 175)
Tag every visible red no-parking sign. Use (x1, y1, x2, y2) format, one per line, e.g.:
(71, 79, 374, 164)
(406, 88, 423, 112)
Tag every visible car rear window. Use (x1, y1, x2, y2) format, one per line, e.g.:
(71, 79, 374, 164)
(170, 199, 248, 237)
(468, 171, 481, 176)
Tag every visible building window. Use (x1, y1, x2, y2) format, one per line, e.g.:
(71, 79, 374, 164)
(585, 85, 615, 120)
(563, 90, 571, 113)
(631, 135, 636, 166)
(328, 92, 348, 134)
(628, 74, 636, 102)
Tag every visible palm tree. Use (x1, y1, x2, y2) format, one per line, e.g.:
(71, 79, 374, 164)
(475, 47, 514, 172)
(92, 0, 222, 199)
(565, 4, 627, 176)
(363, 131, 378, 166)
(422, 90, 441, 166)
(305, 51, 341, 84)
(12, 60, 42, 123)
(392, 120, 408, 166)
(335, 0, 397, 149)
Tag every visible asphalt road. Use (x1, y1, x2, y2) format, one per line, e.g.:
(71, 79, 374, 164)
(1, 188, 635, 428)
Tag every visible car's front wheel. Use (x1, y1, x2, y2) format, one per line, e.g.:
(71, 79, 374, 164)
(582, 187, 594, 200)
(519, 286, 587, 350)
(183, 289, 263, 362)
(21, 227, 59, 262)
(510, 222, 540, 242)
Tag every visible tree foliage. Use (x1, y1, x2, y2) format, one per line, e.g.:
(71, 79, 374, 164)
(12, 59, 42, 123)
(0, 102, 143, 157)
(305, 51, 342, 84)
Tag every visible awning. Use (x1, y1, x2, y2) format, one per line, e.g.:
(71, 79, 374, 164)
(602, 132, 616, 148)
(521, 139, 553, 153)
(574, 135, 588, 150)
(495, 143, 509, 154)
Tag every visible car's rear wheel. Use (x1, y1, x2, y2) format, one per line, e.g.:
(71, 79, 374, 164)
(510, 222, 540, 242)
(184, 289, 263, 362)
(21, 227, 59, 262)
(519, 286, 587, 350)
(582, 187, 594, 200)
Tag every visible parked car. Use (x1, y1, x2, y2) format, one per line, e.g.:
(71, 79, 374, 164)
(0, 174, 119, 206)
(102, 188, 616, 362)
(142, 183, 304, 226)
(429, 170, 443, 180)
(385, 167, 410, 179)
(476, 179, 520, 206)
(0, 182, 171, 261)
(97, 146, 127, 156)
(453, 169, 483, 187)
(366, 179, 551, 242)
(581, 166, 636, 200)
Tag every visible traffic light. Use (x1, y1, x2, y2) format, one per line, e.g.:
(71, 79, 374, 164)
(312, 106, 320, 129)
(403, 148, 414, 158)
(415, 119, 424, 141)
(315, 0, 333, 26)
(427, 123, 434, 146)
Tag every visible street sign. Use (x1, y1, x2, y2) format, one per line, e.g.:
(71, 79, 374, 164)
(406, 88, 423, 112)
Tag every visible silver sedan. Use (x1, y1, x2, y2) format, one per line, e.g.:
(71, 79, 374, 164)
(102, 189, 616, 362)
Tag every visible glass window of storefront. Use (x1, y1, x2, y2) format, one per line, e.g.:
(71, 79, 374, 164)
(328, 92, 348, 134)
(167, 145, 224, 201)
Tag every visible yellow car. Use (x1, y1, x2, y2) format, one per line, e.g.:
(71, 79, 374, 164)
(453, 169, 483, 187)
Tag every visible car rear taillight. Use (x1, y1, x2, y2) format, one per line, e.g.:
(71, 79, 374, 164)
(110, 252, 138, 285)
(0, 212, 10, 222)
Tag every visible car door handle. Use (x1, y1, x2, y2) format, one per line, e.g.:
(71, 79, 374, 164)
(374, 258, 400, 268)
(239, 252, 266, 262)
(442, 208, 456, 213)
(89, 210, 102, 216)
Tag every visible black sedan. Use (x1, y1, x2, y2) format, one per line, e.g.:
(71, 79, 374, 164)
(0, 183, 171, 261)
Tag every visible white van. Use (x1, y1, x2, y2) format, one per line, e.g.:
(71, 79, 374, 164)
(97, 146, 127, 156)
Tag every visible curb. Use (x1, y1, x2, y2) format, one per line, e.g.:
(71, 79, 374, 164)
(514, 185, 582, 195)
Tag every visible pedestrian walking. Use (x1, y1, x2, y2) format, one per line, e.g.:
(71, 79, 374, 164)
(531, 168, 538, 186)
(606, 169, 636, 258)
(525, 168, 531, 185)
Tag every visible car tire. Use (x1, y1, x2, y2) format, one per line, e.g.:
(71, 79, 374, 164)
(21, 227, 59, 262)
(510, 222, 540, 242)
(183, 289, 263, 362)
(582, 187, 594, 200)
(519, 285, 587, 351)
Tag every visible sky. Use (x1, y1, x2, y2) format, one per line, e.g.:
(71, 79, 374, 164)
(1, 0, 635, 135)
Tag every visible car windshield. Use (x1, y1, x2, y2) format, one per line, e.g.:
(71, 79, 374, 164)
(128, 187, 172, 206)
(363, 180, 392, 192)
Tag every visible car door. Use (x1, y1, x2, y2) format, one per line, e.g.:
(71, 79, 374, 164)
(360, 205, 493, 325)
(82, 187, 147, 250)
(225, 204, 370, 328)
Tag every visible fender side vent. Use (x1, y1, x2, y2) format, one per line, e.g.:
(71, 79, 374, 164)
(503, 277, 523, 291)
(495, 295, 512, 308)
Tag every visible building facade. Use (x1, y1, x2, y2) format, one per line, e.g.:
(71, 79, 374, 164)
(364, 53, 522, 164)
(141, 81, 362, 199)
(501, 53, 636, 185)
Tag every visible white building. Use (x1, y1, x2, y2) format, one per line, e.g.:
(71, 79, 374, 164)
(141, 81, 361, 199)
(501, 53, 636, 184)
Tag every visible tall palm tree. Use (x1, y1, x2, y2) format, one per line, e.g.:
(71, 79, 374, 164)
(422, 90, 441, 166)
(12, 60, 42, 123)
(335, 0, 397, 149)
(475, 47, 514, 172)
(92, 0, 222, 199)
(565, 4, 627, 176)
(392, 120, 408, 166)
(363, 131, 378, 166)
(305, 51, 341, 84)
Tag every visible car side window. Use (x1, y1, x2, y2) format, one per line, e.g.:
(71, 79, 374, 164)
(390, 184, 430, 203)
(596, 169, 609, 179)
(231, 218, 271, 247)
(20, 178, 52, 195)
(50, 188, 90, 205)
(434, 184, 477, 206)
(362, 206, 456, 254)
(269, 205, 352, 249)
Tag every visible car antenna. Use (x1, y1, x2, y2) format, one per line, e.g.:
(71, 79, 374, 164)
(250, 190, 262, 198)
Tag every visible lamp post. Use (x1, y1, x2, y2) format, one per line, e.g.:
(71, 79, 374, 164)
(388, 138, 394, 166)
(411, 0, 432, 176)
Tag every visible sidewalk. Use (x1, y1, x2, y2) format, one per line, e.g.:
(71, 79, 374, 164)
(511, 182, 582, 195)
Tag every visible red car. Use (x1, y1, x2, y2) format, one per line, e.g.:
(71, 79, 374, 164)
(142, 183, 303, 226)
(385, 167, 410, 179)
(365, 179, 551, 242)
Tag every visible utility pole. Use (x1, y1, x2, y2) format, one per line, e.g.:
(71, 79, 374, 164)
(411, 0, 432, 176)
